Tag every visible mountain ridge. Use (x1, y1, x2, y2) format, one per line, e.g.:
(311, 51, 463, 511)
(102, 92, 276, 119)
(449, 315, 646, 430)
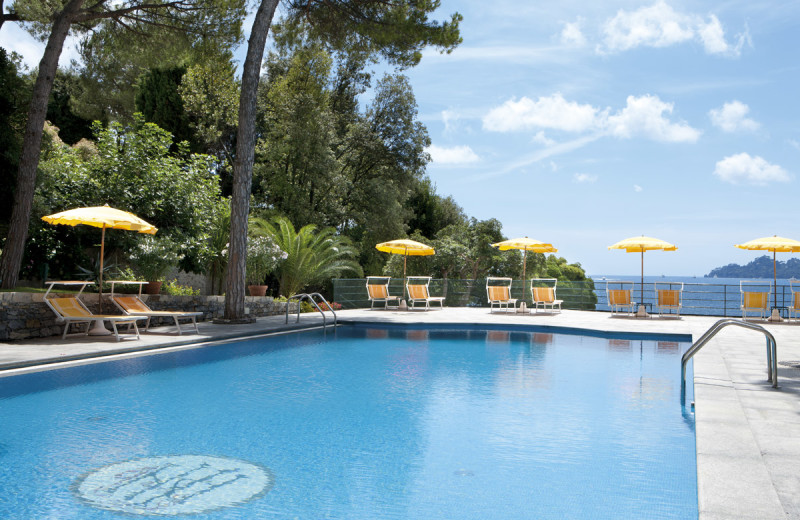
(705, 255, 800, 278)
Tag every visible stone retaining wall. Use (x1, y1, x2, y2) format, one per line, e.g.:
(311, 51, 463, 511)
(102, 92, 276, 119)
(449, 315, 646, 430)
(0, 292, 294, 341)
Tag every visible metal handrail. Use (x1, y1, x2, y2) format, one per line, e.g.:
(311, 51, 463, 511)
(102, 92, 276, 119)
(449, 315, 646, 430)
(285, 293, 338, 329)
(681, 319, 777, 404)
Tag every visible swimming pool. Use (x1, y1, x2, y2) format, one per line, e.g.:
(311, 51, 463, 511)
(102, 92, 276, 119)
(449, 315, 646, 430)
(0, 325, 696, 519)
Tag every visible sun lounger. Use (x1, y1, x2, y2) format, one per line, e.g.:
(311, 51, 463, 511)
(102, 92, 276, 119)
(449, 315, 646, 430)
(530, 278, 562, 313)
(655, 282, 683, 317)
(366, 276, 400, 309)
(740, 280, 770, 321)
(789, 280, 800, 322)
(406, 276, 445, 310)
(486, 277, 518, 313)
(110, 281, 202, 334)
(607, 281, 635, 316)
(44, 281, 144, 341)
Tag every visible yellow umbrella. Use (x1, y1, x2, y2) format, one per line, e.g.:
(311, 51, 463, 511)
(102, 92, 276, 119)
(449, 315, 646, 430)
(375, 239, 435, 283)
(491, 237, 558, 303)
(735, 235, 800, 309)
(608, 236, 677, 307)
(42, 204, 157, 312)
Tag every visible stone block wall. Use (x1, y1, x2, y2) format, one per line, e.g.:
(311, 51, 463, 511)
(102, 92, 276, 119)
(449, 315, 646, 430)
(0, 292, 294, 341)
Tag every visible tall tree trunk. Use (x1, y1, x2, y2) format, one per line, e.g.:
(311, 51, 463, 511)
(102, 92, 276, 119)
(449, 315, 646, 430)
(223, 0, 279, 319)
(0, 0, 84, 289)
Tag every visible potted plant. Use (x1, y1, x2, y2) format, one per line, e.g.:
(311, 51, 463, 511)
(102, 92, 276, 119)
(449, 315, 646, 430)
(129, 236, 183, 294)
(246, 235, 286, 296)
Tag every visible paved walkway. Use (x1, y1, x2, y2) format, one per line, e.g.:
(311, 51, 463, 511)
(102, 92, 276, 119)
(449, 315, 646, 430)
(1, 308, 799, 519)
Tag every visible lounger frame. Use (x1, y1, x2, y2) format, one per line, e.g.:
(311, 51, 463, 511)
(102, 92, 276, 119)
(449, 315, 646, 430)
(606, 280, 636, 316)
(366, 276, 400, 309)
(486, 277, 518, 313)
(110, 281, 202, 334)
(654, 282, 683, 317)
(406, 276, 445, 310)
(44, 281, 143, 341)
(530, 278, 562, 314)
(740, 280, 770, 321)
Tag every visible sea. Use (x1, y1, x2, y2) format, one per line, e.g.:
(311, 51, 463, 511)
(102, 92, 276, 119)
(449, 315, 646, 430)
(589, 275, 795, 317)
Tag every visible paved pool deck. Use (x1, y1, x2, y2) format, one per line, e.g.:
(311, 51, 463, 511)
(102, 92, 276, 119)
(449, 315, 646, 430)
(1, 308, 798, 519)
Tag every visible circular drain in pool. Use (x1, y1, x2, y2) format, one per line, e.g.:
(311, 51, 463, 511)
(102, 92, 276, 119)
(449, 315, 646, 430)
(74, 455, 273, 516)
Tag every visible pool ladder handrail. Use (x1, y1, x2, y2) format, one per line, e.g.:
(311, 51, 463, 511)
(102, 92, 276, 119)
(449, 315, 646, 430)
(285, 293, 337, 329)
(681, 318, 777, 405)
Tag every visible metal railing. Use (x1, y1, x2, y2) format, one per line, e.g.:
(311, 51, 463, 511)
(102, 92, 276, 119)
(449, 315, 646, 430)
(680, 319, 777, 405)
(333, 278, 795, 317)
(285, 293, 337, 330)
(333, 278, 598, 310)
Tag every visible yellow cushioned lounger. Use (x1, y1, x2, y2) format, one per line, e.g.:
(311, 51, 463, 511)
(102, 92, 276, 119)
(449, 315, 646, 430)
(530, 279, 562, 314)
(486, 277, 518, 313)
(47, 297, 144, 341)
(111, 295, 202, 335)
(366, 276, 400, 309)
(406, 277, 445, 310)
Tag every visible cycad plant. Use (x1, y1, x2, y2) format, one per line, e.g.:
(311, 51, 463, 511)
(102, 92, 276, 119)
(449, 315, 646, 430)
(253, 216, 362, 296)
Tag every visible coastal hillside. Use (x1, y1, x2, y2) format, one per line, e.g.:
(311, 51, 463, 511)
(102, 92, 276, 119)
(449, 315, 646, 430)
(706, 255, 800, 278)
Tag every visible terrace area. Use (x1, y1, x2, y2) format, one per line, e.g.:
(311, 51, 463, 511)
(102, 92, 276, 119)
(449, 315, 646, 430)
(1, 308, 798, 519)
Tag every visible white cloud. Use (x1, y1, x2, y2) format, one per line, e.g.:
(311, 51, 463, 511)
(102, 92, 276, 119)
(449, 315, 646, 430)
(709, 101, 759, 132)
(789, 139, 800, 151)
(426, 144, 479, 165)
(532, 131, 556, 146)
(634, 184, 644, 192)
(482, 93, 603, 133)
(561, 20, 586, 47)
(606, 94, 701, 143)
(574, 173, 598, 183)
(441, 110, 461, 135)
(599, 1, 746, 57)
(713, 153, 789, 185)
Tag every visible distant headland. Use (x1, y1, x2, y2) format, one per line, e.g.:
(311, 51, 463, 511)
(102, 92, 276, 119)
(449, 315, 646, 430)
(705, 255, 800, 278)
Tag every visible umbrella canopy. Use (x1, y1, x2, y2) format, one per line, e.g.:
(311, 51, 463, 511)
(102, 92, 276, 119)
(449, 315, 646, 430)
(42, 205, 158, 234)
(608, 236, 677, 306)
(42, 205, 157, 310)
(375, 239, 435, 282)
(735, 235, 800, 308)
(491, 237, 558, 301)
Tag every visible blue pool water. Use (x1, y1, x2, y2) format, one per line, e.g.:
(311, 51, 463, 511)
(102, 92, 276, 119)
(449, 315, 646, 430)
(0, 326, 697, 519)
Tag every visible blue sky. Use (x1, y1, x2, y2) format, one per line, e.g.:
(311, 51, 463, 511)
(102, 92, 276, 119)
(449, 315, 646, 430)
(3, 1, 799, 276)
(404, 0, 800, 276)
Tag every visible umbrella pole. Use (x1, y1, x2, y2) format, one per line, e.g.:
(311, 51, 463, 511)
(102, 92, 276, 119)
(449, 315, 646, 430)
(641, 249, 644, 305)
(774, 250, 777, 309)
(99, 224, 105, 311)
(88, 224, 112, 335)
(521, 249, 527, 312)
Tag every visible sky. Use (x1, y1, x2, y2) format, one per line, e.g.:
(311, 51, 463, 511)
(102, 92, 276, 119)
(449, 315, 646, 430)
(3, 1, 799, 277)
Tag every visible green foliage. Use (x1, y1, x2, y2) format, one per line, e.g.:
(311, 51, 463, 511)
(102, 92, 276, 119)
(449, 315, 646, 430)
(135, 66, 194, 148)
(46, 71, 93, 145)
(256, 216, 363, 296)
(162, 279, 200, 296)
(179, 55, 240, 188)
(129, 236, 183, 281)
(32, 115, 223, 278)
(0, 49, 29, 229)
(55, 0, 247, 121)
(245, 232, 286, 285)
(253, 36, 435, 274)
(283, 1, 462, 69)
(204, 200, 231, 294)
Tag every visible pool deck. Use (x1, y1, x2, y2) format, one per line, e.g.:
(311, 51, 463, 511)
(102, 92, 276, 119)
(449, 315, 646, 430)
(1, 308, 798, 519)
